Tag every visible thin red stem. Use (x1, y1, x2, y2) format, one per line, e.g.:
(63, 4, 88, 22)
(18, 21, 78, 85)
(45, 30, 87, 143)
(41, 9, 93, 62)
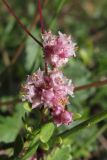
(38, 0, 44, 33)
(37, 0, 48, 74)
(2, 0, 43, 48)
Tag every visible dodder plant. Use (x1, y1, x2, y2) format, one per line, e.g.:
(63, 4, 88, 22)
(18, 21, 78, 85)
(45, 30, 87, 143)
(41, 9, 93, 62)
(2, 0, 107, 159)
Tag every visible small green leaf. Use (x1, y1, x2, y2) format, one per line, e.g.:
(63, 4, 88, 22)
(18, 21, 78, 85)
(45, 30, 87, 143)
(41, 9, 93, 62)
(55, 137, 63, 145)
(23, 102, 31, 112)
(0, 104, 25, 143)
(14, 134, 24, 157)
(73, 112, 82, 120)
(47, 145, 72, 160)
(39, 122, 55, 143)
(40, 142, 49, 151)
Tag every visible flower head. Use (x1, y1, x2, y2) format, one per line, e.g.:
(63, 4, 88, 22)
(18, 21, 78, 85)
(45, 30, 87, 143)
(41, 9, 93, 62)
(42, 31, 76, 67)
(52, 109, 73, 126)
(22, 69, 74, 126)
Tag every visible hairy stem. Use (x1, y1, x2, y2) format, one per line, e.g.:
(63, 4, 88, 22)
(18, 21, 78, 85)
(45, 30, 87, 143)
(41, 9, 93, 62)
(2, 0, 43, 47)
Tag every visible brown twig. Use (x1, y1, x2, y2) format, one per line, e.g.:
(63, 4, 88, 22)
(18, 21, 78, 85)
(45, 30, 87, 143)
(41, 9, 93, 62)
(2, 0, 43, 48)
(74, 79, 107, 91)
(0, 79, 107, 107)
(11, 0, 49, 65)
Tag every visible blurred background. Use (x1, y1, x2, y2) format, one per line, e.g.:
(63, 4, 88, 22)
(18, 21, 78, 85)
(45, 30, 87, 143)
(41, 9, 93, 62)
(0, 0, 107, 159)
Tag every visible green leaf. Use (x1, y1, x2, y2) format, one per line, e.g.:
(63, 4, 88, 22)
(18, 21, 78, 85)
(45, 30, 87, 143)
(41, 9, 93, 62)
(39, 122, 55, 143)
(14, 134, 24, 157)
(0, 103, 25, 143)
(25, 29, 42, 71)
(40, 142, 49, 151)
(47, 145, 72, 160)
(23, 102, 31, 112)
(73, 112, 82, 120)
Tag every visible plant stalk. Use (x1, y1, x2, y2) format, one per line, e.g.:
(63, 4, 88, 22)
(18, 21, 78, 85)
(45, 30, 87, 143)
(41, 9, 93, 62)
(2, 0, 43, 48)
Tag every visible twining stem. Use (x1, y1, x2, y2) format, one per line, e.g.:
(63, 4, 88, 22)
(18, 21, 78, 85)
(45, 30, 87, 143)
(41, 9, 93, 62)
(2, 0, 43, 48)
(59, 110, 107, 139)
(75, 79, 107, 91)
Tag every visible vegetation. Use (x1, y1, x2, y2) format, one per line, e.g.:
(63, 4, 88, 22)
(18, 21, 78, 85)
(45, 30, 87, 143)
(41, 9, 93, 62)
(0, 0, 107, 159)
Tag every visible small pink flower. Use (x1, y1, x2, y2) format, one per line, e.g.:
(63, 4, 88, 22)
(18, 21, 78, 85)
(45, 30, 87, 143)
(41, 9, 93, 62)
(50, 54, 69, 67)
(42, 31, 76, 68)
(52, 105, 63, 116)
(29, 155, 37, 160)
(53, 110, 73, 126)
(49, 70, 64, 87)
(55, 32, 76, 58)
(61, 110, 73, 125)
(42, 31, 56, 46)
(41, 88, 55, 107)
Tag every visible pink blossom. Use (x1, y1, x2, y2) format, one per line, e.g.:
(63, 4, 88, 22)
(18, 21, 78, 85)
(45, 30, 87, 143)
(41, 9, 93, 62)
(53, 109, 73, 126)
(41, 88, 55, 107)
(42, 31, 56, 46)
(52, 106, 63, 116)
(49, 70, 64, 87)
(49, 70, 74, 97)
(22, 69, 44, 108)
(22, 30, 76, 126)
(61, 110, 73, 125)
(22, 69, 74, 125)
(29, 155, 37, 160)
(55, 32, 76, 58)
(42, 31, 76, 67)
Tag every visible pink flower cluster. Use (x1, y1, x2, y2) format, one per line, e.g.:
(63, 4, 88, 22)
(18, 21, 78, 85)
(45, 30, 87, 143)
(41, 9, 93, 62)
(29, 156, 37, 160)
(42, 31, 76, 67)
(22, 69, 74, 126)
(22, 30, 76, 126)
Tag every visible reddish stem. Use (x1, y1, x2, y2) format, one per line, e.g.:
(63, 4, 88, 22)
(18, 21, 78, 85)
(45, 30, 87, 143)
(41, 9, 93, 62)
(37, 0, 48, 74)
(2, 0, 43, 47)
(38, 0, 45, 33)
(75, 79, 107, 91)
(11, 0, 49, 65)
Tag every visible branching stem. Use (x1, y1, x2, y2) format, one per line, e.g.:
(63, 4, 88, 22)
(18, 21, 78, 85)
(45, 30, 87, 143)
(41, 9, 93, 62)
(2, 0, 43, 47)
